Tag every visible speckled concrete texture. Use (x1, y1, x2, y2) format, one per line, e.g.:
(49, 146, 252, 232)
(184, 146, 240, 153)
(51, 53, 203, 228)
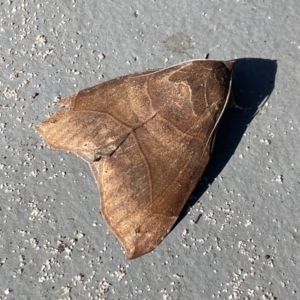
(1, 1, 299, 299)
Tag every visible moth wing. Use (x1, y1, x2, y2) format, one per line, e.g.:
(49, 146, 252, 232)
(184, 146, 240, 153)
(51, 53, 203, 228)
(35, 69, 157, 162)
(91, 115, 214, 259)
(36, 60, 233, 259)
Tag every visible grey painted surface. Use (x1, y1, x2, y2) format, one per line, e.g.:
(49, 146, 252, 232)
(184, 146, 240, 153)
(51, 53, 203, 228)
(0, 1, 299, 299)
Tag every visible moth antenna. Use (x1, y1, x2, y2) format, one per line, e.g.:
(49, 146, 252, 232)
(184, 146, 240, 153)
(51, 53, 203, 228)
(254, 94, 270, 116)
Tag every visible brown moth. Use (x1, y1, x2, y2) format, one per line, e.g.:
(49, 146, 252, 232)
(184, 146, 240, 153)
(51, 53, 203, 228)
(36, 58, 234, 259)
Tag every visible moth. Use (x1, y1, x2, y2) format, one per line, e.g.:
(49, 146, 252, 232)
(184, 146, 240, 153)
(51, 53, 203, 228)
(36, 58, 234, 259)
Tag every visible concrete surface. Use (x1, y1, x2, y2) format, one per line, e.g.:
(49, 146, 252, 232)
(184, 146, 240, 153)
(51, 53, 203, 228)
(1, 0, 300, 299)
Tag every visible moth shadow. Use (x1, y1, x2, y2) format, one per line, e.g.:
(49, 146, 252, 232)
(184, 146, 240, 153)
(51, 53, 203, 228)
(176, 57, 277, 226)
